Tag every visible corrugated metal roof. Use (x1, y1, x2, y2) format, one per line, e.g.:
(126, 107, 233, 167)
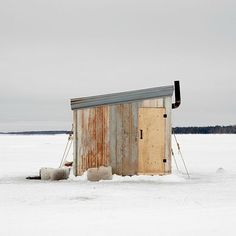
(71, 85, 174, 110)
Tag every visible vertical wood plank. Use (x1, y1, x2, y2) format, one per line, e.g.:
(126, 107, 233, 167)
(77, 109, 82, 175)
(164, 96, 172, 173)
(157, 98, 164, 107)
(130, 102, 139, 175)
(88, 108, 96, 168)
(116, 105, 123, 175)
(109, 105, 117, 173)
(82, 108, 89, 173)
(73, 111, 78, 176)
(104, 106, 110, 167)
(96, 107, 103, 168)
(121, 104, 130, 175)
(77, 109, 84, 175)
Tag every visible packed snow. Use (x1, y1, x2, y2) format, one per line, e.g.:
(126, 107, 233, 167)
(0, 134, 236, 235)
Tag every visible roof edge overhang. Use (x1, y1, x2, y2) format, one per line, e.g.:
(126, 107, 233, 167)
(71, 85, 174, 110)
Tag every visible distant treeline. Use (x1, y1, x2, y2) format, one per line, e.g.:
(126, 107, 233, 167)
(0, 126, 236, 135)
(173, 125, 236, 134)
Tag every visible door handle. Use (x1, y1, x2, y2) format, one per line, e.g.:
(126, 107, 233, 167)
(140, 129, 143, 139)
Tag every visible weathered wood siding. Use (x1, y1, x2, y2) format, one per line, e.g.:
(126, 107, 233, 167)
(109, 97, 171, 175)
(75, 106, 109, 175)
(73, 111, 78, 176)
(74, 96, 172, 176)
(109, 103, 139, 175)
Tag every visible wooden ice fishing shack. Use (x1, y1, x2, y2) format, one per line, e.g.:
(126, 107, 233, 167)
(71, 81, 181, 176)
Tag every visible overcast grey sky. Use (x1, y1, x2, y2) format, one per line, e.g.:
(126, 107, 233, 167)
(0, 0, 235, 131)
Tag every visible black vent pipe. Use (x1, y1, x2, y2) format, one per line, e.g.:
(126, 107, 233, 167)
(172, 81, 181, 109)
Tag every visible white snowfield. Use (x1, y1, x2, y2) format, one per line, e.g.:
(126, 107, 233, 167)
(0, 134, 236, 236)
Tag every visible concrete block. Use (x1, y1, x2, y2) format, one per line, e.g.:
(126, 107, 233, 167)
(87, 168, 100, 181)
(40, 167, 54, 180)
(87, 166, 113, 181)
(40, 167, 70, 181)
(50, 168, 70, 181)
(98, 166, 112, 180)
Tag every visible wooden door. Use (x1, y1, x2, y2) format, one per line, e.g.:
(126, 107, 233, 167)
(138, 108, 166, 174)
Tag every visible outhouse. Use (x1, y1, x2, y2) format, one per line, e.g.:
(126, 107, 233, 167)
(70, 81, 181, 176)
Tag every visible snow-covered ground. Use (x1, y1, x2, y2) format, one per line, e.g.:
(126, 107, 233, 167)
(0, 134, 236, 236)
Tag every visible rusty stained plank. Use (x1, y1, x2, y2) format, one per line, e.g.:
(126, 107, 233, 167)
(116, 104, 123, 175)
(104, 107, 110, 167)
(109, 105, 117, 174)
(96, 106, 110, 167)
(76, 106, 109, 175)
(88, 108, 97, 168)
(96, 107, 102, 167)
